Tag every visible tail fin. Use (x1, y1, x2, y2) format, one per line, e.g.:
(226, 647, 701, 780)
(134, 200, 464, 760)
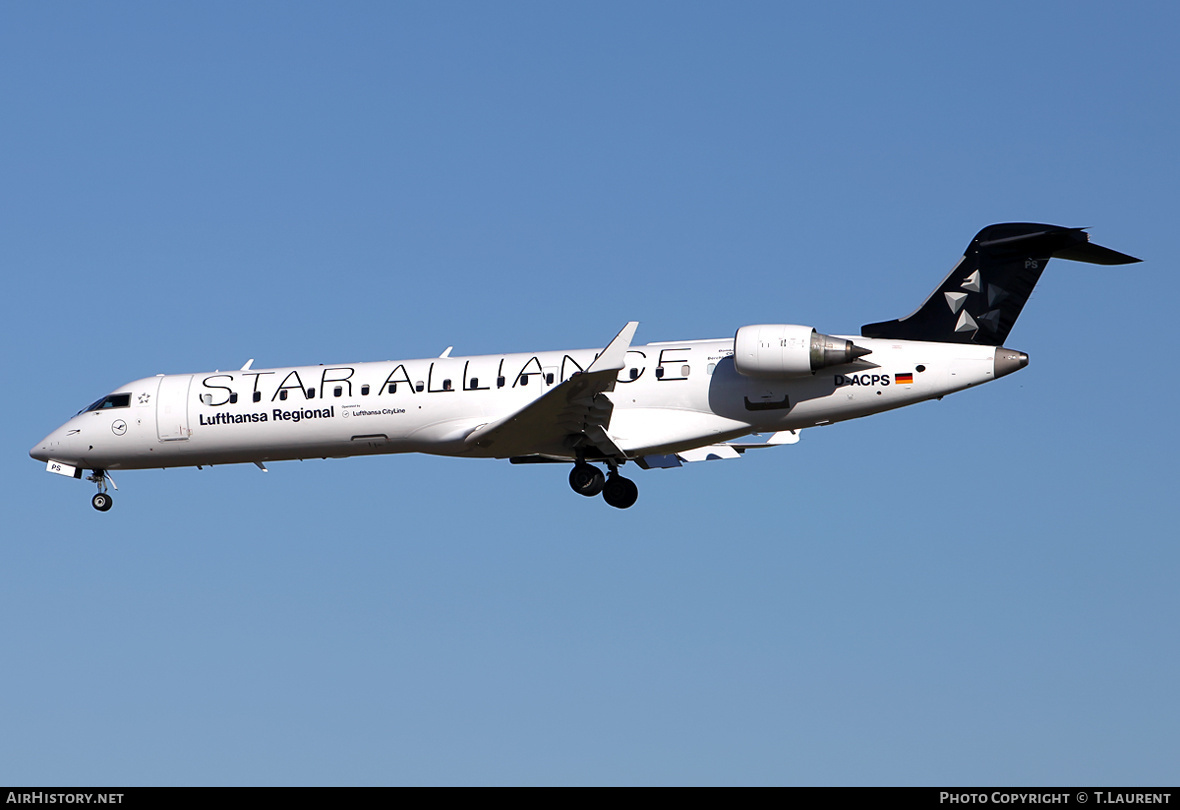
(861, 223, 1140, 345)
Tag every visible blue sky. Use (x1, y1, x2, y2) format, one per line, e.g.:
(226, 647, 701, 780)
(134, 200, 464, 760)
(2, 1, 1177, 786)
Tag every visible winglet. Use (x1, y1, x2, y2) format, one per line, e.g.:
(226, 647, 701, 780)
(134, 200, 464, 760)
(586, 322, 639, 373)
(763, 430, 800, 446)
(241, 359, 254, 371)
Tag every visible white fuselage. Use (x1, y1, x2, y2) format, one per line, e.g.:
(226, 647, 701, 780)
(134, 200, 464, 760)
(31, 335, 1012, 472)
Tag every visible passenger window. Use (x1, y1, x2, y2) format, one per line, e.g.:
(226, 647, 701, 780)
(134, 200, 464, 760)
(629, 368, 639, 380)
(361, 385, 370, 396)
(306, 387, 315, 398)
(280, 390, 289, 401)
(545, 373, 555, 384)
(334, 386, 343, 397)
(230, 392, 239, 404)
(655, 367, 664, 379)
(443, 379, 452, 391)
(253, 392, 262, 403)
(497, 376, 506, 388)
(469, 377, 479, 389)
(201, 394, 213, 405)
(415, 382, 424, 392)
(682, 365, 691, 377)
(520, 375, 529, 386)
(707, 363, 716, 375)
(388, 383, 397, 394)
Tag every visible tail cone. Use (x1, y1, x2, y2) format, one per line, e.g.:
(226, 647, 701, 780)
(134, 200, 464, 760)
(994, 348, 1029, 379)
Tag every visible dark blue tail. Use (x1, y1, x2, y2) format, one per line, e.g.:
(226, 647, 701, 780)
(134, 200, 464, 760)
(861, 223, 1139, 345)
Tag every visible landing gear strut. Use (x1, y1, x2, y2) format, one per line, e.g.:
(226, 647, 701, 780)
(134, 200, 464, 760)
(568, 461, 638, 509)
(86, 470, 114, 512)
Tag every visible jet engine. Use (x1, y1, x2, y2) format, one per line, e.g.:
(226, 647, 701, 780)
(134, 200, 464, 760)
(733, 324, 871, 378)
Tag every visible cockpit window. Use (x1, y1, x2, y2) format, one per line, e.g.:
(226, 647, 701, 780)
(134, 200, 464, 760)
(79, 393, 132, 414)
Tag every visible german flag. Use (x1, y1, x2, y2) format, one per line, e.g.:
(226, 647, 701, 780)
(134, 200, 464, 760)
(895, 372, 914, 385)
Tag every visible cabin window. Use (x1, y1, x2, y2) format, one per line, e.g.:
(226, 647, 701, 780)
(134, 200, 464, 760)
(361, 384, 370, 396)
(306, 388, 315, 399)
(280, 390, 289, 401)
(469, 377, 479, 389)
(497, 376, 506, 388)
(201, 393, 213, 405)
(253, 392, 262, 403)
(334, 386, 343, 397)
(707, 363, 716, 375)
(388, 383, 397, 394)
(916, 365, 926, 372)
(629, 368, 639, 380)
(443, 379, 452, 391)
(655, 367, 664, 379)
(229, 392, 239, 404)
(682, 365, 691, 377)
(545, 373, 555, 384)
(415, 382, 424, 393)
(519, 375, 529, 386)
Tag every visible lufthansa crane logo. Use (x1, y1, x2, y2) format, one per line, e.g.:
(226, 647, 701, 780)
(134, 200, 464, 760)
(111, 420, 127, 436)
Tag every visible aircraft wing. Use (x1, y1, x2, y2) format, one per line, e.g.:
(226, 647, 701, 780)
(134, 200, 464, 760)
(636, 430, 801, 469)
(464, 323, 638, 459)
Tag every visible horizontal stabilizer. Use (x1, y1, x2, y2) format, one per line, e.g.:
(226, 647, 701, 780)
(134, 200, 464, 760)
(1050, 240, 1140, 265)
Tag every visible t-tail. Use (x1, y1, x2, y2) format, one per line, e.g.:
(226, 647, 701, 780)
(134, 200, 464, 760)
(861, 223, 1140, 345)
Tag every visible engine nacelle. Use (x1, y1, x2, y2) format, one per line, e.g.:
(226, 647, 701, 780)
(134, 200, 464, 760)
(733, 324, 871, 378)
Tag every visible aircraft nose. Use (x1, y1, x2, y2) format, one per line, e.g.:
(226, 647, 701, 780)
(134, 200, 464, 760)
(30, 436, 54, 462)
(30, 424, 77, 464)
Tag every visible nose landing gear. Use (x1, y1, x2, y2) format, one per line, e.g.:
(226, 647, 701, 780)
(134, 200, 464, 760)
(568, 461, 638, 509)
(86, 470, 115, 512)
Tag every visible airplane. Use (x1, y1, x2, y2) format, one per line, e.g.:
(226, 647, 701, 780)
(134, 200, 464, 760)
(30, 223, 1138, 511)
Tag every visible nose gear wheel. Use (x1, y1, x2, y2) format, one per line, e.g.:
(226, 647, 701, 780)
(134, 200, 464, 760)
(86, 470, 114, 511)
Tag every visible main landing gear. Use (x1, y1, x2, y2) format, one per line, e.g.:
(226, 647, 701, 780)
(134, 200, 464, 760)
(569, 461, 638, 509)
(86, 470, 114, 512)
